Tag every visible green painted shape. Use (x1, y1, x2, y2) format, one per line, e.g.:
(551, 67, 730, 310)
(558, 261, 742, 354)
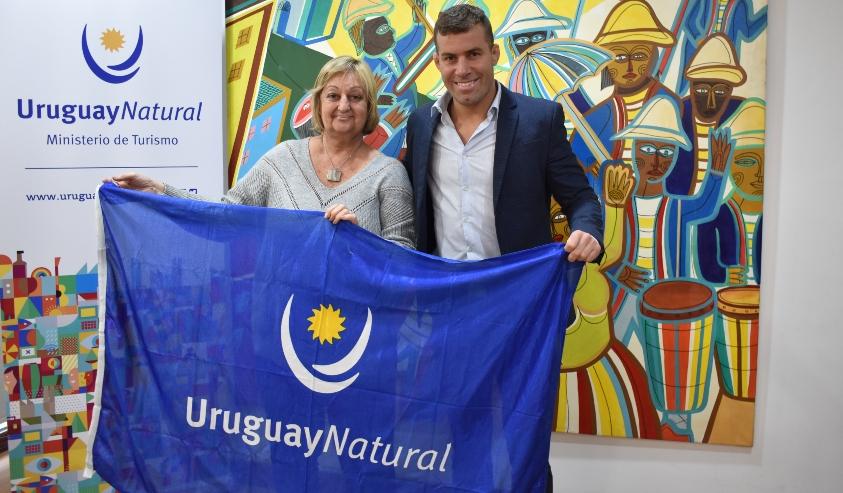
(17, 298, 40, 319)
(308, 0, 332, 36)
(27, 363, 41, 399)
(72, 413, 87, 433)
(58, 275, 76, 294)
(10, 453, 24, 480)
(261, 34, 331, 142)
(41, 375, 59, 388)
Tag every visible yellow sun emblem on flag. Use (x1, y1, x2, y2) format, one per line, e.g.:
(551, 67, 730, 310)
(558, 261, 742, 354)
(307, 304, 346, 344)
(100, 28, 125, 52)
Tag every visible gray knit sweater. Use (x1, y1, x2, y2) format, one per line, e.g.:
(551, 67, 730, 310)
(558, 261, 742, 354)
(164, 139, 415, 248)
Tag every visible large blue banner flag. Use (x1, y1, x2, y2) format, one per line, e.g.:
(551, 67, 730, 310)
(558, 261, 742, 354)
(86, 184, 578, 492)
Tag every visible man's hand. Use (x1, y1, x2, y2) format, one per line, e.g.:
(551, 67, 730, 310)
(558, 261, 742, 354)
(104, 172, 164, 194)
(564, 230, 601, 262)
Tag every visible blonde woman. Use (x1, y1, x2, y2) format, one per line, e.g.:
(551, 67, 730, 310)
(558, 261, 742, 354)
(107, 56, 415, 248)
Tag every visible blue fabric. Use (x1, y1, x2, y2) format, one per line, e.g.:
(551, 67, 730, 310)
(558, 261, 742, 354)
(92, 184, 578, 492)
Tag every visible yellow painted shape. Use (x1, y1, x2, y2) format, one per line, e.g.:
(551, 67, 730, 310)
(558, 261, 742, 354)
(226, 0, 277, 176)
(587, 365, 612, 435)
(63, 355, 79, 371)
(556, 373, 568, 431)
(80, 307, 96, 318)
(562, 309, 610, 369)
(593, 360, 627, 436)
(67, 438, 88, 470)
(697, 318, 713, 409)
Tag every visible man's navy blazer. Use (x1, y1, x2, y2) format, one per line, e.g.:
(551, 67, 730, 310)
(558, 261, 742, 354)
(403, 85, 604, 256)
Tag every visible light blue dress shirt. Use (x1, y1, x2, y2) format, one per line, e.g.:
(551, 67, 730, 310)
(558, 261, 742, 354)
(429, 83, 503, 260)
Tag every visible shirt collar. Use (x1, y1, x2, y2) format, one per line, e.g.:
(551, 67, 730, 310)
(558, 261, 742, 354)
(431, 81, 502, 121)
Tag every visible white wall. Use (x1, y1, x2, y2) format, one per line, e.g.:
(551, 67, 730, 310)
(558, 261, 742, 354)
(550, 1, 843, 491)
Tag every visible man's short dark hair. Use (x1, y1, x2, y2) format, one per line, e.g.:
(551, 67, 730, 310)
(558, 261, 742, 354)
(434, 4, 494, 50)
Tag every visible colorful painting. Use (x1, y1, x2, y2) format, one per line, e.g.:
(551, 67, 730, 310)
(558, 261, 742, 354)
(2, 2, 767, 490)
(1, 252, 111, 491)
(229, 0, 767, 446)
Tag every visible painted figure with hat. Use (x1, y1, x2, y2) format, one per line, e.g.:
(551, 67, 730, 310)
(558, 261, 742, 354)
(608, 96, 729, 342)
(569, 0, 680, 175)
(664, 0, 767, 97)
(343, 0, 427, 157)
(695, 98, 765, 286)
(665, 32, 747, 197)
(493, 0, 571, 65)
(554, 161, 662, 440)
(606, 95, 732, 441)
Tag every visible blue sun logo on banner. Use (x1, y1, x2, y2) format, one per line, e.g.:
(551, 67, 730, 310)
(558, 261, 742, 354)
(81, 24, 143, 84)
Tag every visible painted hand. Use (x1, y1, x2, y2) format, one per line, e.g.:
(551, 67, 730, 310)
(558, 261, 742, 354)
(603, 163, 634, 207)
(711, 131, 733, 174)
(727, 265, 747, 285)
(618, 264, 651, 292)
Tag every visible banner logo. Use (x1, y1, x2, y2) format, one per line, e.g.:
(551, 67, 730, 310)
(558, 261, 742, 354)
(81, 25, 143, 84)
(280, 294, 372, 394)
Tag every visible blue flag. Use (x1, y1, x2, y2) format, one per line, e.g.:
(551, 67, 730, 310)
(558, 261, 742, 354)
(87, 184, 578, 492)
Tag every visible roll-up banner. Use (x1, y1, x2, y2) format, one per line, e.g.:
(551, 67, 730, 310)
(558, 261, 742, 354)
(0, 1, 224, 489)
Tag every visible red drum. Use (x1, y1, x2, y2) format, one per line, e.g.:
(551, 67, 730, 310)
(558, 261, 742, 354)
(639, 280, 716, 413)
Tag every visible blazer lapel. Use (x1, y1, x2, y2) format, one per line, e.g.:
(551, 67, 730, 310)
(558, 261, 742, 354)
(413, 109, 440, 253)
(414, 110, 439, 211)
(493, 87, 518, 208)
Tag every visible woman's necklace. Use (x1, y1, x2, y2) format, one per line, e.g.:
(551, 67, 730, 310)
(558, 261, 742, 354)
(322, 134, 364, 183)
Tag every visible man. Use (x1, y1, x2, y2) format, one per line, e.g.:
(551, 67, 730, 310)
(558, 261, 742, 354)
(403, 4, 602, 263)
(402, 5, 603, 491)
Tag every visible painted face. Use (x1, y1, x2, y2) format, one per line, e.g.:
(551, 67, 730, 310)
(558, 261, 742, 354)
(550, 201, 571, 243)
(434, 24, 501, 111)
(690, 80, 734, 122)
(605, 43, 655, 91)
(633, 139, 677, 196)
(362, 16, 395, 56)
(511, 30, 548, 56)
(730, 148, 764, 198)
(634, 139, 676, 181)
(319, 72, 368, 137)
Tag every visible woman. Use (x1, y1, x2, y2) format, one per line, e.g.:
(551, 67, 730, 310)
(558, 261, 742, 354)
(107, 56, 415, 248)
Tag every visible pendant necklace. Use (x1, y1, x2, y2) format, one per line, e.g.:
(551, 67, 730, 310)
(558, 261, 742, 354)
(322, 135, 363, 183)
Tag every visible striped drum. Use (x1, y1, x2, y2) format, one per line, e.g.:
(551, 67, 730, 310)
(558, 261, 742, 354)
(714, 286, 760, 399)
(639, 280, 716, 413)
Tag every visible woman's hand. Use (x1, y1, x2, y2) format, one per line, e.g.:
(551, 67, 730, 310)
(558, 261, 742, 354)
(104, 173, 165, 194)
(324, 204, 358, 225)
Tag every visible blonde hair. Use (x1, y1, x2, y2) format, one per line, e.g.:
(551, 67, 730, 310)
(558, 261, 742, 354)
(310, 56, 380, 135)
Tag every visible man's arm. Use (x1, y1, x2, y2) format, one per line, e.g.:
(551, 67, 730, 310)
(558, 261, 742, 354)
(545, 102, 604, 262)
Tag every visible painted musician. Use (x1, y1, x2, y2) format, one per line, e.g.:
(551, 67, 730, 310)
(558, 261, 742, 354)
(570, 0, 680, 175)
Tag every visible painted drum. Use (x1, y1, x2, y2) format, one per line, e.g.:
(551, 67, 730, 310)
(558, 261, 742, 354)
(639, 279, 716, 413)
(714, 285, 760, 399)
